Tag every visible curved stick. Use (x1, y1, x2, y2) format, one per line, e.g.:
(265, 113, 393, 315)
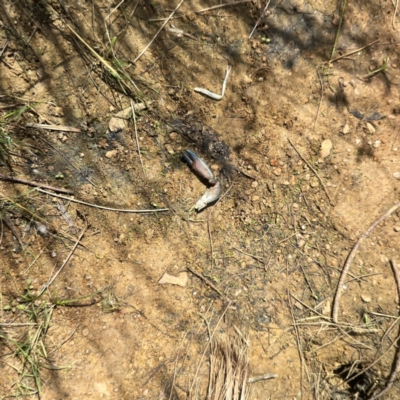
(332, 202, 400, 323)
(369, 260, 400, 400)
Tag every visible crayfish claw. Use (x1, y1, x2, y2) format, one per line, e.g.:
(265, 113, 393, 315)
(182, 150, 222, 211)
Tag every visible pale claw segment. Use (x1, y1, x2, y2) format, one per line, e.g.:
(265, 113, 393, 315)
(194, 180, 222, 211)
(182, 149, 221, 211)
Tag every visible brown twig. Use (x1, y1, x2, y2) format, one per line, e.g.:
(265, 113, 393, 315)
(196, 0, 251, 13)
(37, 188, 169, 213)
(332, 202, 400, 323)
(330, 39, 380, 63)
(233, 247, 265, 263)
(26, 123, 81, 133)
(288, 136, 335, 206)
(0, 174, 74, 194)
(133, 0, 184, 63)
(368, 259, 400, 400)
(313, 70, 324, 131)
(186, 265, 224, 298)
(249, 0, 271, 38)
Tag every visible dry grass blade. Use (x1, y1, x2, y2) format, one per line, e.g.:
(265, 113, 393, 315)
(133, 0, 185, 63)
(207, 333, 249, 400)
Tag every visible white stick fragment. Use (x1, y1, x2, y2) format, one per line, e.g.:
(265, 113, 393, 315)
(194, 66, 232, 100)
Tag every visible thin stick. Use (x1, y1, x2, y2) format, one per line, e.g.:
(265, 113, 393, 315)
(233, 247, 265, 263)
(0, 174, 74, 194)
(149, 0, 251, 21)
(133, 0, 184, 63)
(332, 203, 400, 323)
(38, 223, 87, 295)
(105, 0, 125, 20)
(26, 123, 81, 133)
(367, 260, 400, 400)
(0, 40, 9, 59)
(313, 71, 323, 131)
(247, 374, 277, 383)
(37, 189, 169, 213)
(393, 0, 399, 30)
(130, 100, 146, 177)
(288, 136, 334, 206)
(249, 0, 271, 39)
(330, 39, 380, 63)
(186, 266, 224, 297)
(196, 0, 251, 13)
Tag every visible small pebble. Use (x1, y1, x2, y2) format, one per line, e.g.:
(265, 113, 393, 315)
(394, 172, 400, 180)
(342, 124, 350, 134)
(394, 226, 400, 232)
(361, 294, 372, 303)
(365, 122, 376, 134)
(373, 140, 381, 148)
(251, 181, 258, 188)
(169, 132, 178, 141)
(164, 144, 174, 154)
(211, 164, 219, 171)
(105, 150, 118, 159)
(273, 167, 282, 176)
(82, 328, 89, 337)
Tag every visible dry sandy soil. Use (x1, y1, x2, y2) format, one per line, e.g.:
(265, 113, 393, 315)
(1, 0, 400, 399)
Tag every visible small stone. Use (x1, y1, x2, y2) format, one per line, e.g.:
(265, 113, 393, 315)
(342, 123, 350, 134)
(251, 181, 258, 188)
(394, 172, 400, 180)
(82, 328, 89, 337)
(105, 149, 118, 159)
(373, 140, 381, 148)
(165, 144, 174, 154)
(211, 164, 219, 171)
(310, 177, 319, 188)
(361, 294, 372, 303)
(273, 167, 282, 176)
(169, 132, 178, 141)
(292, 203, 299, 210)
(79, 153, 84, 157)
(252, 195, 260, 202)
(365, 122, 376, 134)
(320, 139, 332, 158)
(394, 226, 400, 232)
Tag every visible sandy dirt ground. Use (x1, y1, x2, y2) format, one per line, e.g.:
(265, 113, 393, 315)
(1, 0, 400, 399)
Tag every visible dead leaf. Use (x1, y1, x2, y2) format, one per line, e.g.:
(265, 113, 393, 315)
(158, 272, 188, 287)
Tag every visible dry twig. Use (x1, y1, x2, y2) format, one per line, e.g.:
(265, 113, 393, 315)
(186, 265, 224, 298)
(332, 202, 400, 322)
(133, 0, 184, 63)
(368, 259, 400, 400)
(0, 174, 74, 194)
(37, 188, 169, 213)
(249, 0, 271, 38)
(330, 39, 380, 63)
